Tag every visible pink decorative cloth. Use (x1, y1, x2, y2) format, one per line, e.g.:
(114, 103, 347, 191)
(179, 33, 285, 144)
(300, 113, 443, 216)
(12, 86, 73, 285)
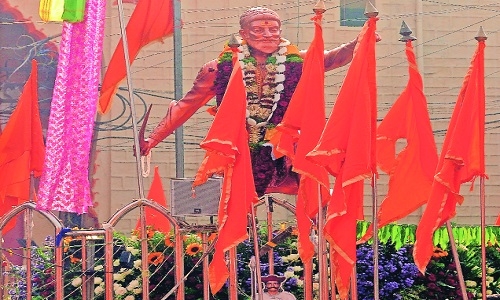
(37, 0, 106, 214)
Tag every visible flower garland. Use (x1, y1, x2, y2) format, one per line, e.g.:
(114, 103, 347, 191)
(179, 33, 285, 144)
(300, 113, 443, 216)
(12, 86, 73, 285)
(214, 38, 303, 195)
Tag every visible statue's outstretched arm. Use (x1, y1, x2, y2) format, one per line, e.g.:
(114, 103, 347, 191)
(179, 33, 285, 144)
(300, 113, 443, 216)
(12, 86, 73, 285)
(299, 38, 358, 72)
(142, 59, 218, 154)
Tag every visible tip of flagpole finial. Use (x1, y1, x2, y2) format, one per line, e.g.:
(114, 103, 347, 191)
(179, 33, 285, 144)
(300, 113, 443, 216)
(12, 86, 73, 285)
(364, 1, 379, 18)
(228, 34, 241, 48)
(475, 26, 488, 41)
(399, 20, 417, 42)
(313, 0, 326, 14)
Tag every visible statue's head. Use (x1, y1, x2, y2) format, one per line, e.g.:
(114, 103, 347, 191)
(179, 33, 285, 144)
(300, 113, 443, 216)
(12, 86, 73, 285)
(239, 7, 282, 55)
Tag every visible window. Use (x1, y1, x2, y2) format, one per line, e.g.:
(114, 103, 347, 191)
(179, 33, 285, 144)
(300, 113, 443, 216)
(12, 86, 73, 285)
(340, 0, 366, 27)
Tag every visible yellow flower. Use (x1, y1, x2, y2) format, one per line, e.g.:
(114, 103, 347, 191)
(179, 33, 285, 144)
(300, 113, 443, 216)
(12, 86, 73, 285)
(186, 243, 202, 256)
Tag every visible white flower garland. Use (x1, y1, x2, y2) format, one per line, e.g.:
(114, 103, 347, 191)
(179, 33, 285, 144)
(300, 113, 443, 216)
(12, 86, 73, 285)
(237, 39, 290, 144)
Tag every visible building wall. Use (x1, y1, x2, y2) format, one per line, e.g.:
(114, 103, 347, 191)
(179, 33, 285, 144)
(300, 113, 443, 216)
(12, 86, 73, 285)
(8, 0, 500, 233)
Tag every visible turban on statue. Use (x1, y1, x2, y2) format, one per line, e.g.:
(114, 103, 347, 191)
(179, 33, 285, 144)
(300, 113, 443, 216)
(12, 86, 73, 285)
(239, 6, 281, 28)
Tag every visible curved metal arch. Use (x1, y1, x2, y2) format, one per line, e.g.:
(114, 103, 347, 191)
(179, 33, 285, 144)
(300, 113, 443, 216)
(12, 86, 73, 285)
(102, 198, 184, 300)
(0, 201, 63, 230)
(0, 201, 65, 300)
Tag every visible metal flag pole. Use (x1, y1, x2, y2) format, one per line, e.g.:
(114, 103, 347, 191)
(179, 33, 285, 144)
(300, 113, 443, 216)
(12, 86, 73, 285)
(311, 2, 330, 299)
(115, 0, 145, 199)
(173, 0, 185, 177)
(364, 2, 378, 300)
(476, 26, 488, 300)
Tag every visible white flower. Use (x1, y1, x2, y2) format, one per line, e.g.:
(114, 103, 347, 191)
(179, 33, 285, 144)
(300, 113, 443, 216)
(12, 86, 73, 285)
(129, 235, 138, 242)
(113, 259, 120, 267)
(71, 277, 82, 287)
(94, 277, 103, 285)
(133, 287, 142, 294)
(94, 265, 104, 271)
(296, 279, 304, 287)
(113, 273, 125, 282)
(293, 266, 303, 272)
(466, 280, 477, 287)
(487, 267, 495, 274)
(134, 259, 142, 269)
(115, 286, 127, 296)
(127, 280, 140, 291)
(94, 285, 105, 295)
(284, 270, 294, 278)
(275, 74, 285, 83)
(125, 295, 135, 300)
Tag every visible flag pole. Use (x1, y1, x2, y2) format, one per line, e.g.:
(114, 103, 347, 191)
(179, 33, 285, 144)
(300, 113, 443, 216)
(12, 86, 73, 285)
(365, 2, 379, 300)
(312, 2, 329, 299)
(480, 176, 487, 300)
(444, 221, 468, 299)
(475, 26, 488, 300)
(115, 0, 145, 199)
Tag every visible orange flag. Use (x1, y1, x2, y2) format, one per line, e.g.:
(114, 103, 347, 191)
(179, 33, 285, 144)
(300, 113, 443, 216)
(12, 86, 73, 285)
(98, 0, 174, 114)
(135, 166, 170, 233)
(193, 51, 258, 294)
(414, 39, 486, 273)
(0, 60, 45, 232)
(358, 40, 438, 243)
(273, 14, 330, 264)
(307, 17, 378, 299)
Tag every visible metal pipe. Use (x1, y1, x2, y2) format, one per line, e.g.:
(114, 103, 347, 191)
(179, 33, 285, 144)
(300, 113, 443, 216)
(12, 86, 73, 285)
(250, 208, 264, 300)
(372, 176, 378, 300)
(303, 261, 313, 300)
(175, 226, 185, 300)
(173, 0, 184, 177)
(202, 233, 210, 300)
(228, 247, 238, 299)
(266, 196, 274, 274)
(481, 176, 486, 300)
(104, 224, 114, 300)
(25, 208, 33, 300)
(115, 0, 145, 198)
(446, 222, 468, 299)
(140, 204, 150, 299)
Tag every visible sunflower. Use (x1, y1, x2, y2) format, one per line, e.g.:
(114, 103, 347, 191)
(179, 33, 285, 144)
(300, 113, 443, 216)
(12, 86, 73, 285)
(165, 235, 175, 247)
(148, 252, 165, 266)
(185, 243, 202, 256)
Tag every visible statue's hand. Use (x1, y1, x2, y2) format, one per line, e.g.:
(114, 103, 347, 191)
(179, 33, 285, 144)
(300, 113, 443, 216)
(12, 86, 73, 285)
(375, 31, 382, 42)
(137, 138, 153, 156)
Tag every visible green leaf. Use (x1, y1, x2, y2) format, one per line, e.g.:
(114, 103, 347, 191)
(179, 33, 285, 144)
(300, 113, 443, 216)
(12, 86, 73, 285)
(391, 224, 403, 249)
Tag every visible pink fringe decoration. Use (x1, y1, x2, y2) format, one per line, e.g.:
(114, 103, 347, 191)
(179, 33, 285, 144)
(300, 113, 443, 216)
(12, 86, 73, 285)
(37, 0, 106, 214)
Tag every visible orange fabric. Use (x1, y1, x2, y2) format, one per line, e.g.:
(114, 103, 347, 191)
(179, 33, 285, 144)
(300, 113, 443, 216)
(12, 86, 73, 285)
(135, 166, 170, 233)
(307, 17, 378, 300)
(273, 14, 330, 264)
(193, 53, 258, 294)
(414, 41, 486, 273)
(359, 41, 438, 243)
(98, 0, 174, 114)
(0, 60, 45, 233)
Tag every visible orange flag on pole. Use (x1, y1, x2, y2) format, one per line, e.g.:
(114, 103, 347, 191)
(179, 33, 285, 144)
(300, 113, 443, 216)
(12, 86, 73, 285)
(307, 16, 378, 299)
(135, 166, 170, 233)
(359, 40, 438, 243)
(273, 14, 330, 264)
(414, 39, 486, 273)
(0, 60, 45, 232)
(98, 0, 175, 114)
(193, 50, 258, 294)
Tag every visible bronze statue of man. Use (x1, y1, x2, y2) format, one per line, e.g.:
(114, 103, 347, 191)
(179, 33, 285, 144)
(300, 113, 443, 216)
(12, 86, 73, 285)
(141, 7, 368, 196)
